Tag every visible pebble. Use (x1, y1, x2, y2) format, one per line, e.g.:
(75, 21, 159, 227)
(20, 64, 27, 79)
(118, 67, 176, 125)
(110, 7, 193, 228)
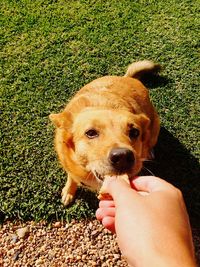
(16, 226, 29, 239)
(10, 234, 18, 243)
(53, 221, 61, 228)
(82, 254, 87, 260)
(13, 250, 20, 261)
(0, 219, 129, 266)
(91, 229, 99, 237)
(114, 253, 120, 259)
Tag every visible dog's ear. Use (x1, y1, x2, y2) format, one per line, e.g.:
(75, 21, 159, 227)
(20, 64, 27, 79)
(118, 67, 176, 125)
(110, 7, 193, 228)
(49, 111, 72, 129)
(136, 114, 152, 159)
(50, 111, 75, 150)
(138, 114, 150, 140)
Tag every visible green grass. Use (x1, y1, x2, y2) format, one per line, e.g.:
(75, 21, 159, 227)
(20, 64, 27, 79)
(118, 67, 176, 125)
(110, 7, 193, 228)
(0, 0, 199, 224)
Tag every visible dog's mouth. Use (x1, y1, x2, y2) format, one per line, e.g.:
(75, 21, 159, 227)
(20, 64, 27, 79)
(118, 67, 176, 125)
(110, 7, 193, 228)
(93, 170, 131, 182)
(89, 147, 137, 183)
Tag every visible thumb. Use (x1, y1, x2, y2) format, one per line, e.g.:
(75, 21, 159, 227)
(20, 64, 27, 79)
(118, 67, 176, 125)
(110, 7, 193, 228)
(105, 176, 138, 205)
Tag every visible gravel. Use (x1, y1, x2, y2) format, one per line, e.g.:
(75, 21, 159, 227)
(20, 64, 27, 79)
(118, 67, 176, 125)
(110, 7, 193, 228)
(0, 220, 128, 267)
(1, 220, 199, 266)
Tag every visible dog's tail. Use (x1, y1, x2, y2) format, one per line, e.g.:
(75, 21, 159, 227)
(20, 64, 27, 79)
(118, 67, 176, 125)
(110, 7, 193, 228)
(124, 60, 161, 79)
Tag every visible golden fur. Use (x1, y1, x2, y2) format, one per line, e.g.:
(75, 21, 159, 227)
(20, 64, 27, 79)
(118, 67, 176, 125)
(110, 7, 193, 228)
(50, 60, 160, 205)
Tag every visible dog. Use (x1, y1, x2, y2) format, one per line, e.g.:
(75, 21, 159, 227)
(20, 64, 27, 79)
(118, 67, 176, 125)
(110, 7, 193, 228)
(49, 60, 160, 206)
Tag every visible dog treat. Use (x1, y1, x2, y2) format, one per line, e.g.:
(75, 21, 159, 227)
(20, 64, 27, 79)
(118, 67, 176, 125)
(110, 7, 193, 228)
(98, 174, 129, 200)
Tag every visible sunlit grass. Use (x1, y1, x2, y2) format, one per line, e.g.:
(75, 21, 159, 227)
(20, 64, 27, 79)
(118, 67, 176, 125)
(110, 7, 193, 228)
(0, 0, 199, 222)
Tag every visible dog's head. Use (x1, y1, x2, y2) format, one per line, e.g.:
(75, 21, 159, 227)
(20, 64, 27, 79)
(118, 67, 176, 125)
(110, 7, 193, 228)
(50, 108, 150, 184)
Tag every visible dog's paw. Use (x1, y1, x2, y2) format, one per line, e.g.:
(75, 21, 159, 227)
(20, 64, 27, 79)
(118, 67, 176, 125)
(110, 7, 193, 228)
(61, 190, 74, 206)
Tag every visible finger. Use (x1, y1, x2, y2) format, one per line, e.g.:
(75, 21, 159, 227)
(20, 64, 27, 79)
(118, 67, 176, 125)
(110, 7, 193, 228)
(131, 176, 176, 193)
(102, 216, 116, 233)
(96, 207, 115, 221)
(99, 200, 115, 208)
(105, 177, 138, 202)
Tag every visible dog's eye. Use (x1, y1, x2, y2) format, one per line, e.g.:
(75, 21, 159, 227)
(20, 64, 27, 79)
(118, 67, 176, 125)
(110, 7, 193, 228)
(85, 129, 99, 139)
(129, 127, 140, 140)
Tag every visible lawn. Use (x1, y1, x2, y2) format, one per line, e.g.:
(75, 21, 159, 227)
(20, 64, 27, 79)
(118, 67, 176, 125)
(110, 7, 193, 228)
(0, 0, 199, 225)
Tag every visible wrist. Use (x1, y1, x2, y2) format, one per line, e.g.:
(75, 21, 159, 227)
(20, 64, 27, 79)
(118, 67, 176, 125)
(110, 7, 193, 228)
(144, 255, 197, 267)
(125, 248, 197, 267)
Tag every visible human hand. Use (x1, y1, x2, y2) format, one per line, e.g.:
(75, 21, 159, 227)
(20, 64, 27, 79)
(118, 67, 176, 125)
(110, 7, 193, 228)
(96, 176, 196, 267)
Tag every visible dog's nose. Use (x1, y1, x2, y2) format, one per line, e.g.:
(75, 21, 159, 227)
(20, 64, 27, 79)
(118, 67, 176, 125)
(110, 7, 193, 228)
(109, 148, 135, 172)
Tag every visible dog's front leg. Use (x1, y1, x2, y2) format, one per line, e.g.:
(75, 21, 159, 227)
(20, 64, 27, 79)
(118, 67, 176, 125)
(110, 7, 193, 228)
(61, 175, 78, 206)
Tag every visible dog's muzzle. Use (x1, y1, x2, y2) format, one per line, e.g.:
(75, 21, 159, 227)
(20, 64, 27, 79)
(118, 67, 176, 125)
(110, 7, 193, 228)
(108, 147, 135, 173)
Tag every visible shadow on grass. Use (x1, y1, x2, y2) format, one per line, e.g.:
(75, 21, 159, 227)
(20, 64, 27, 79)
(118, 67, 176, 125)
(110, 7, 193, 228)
(140, 73, 172, 89)
(142, 127, 200, 226)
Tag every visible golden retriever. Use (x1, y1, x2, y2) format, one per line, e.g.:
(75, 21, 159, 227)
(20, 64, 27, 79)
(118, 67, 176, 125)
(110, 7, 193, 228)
(49, 60, 160, 206)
